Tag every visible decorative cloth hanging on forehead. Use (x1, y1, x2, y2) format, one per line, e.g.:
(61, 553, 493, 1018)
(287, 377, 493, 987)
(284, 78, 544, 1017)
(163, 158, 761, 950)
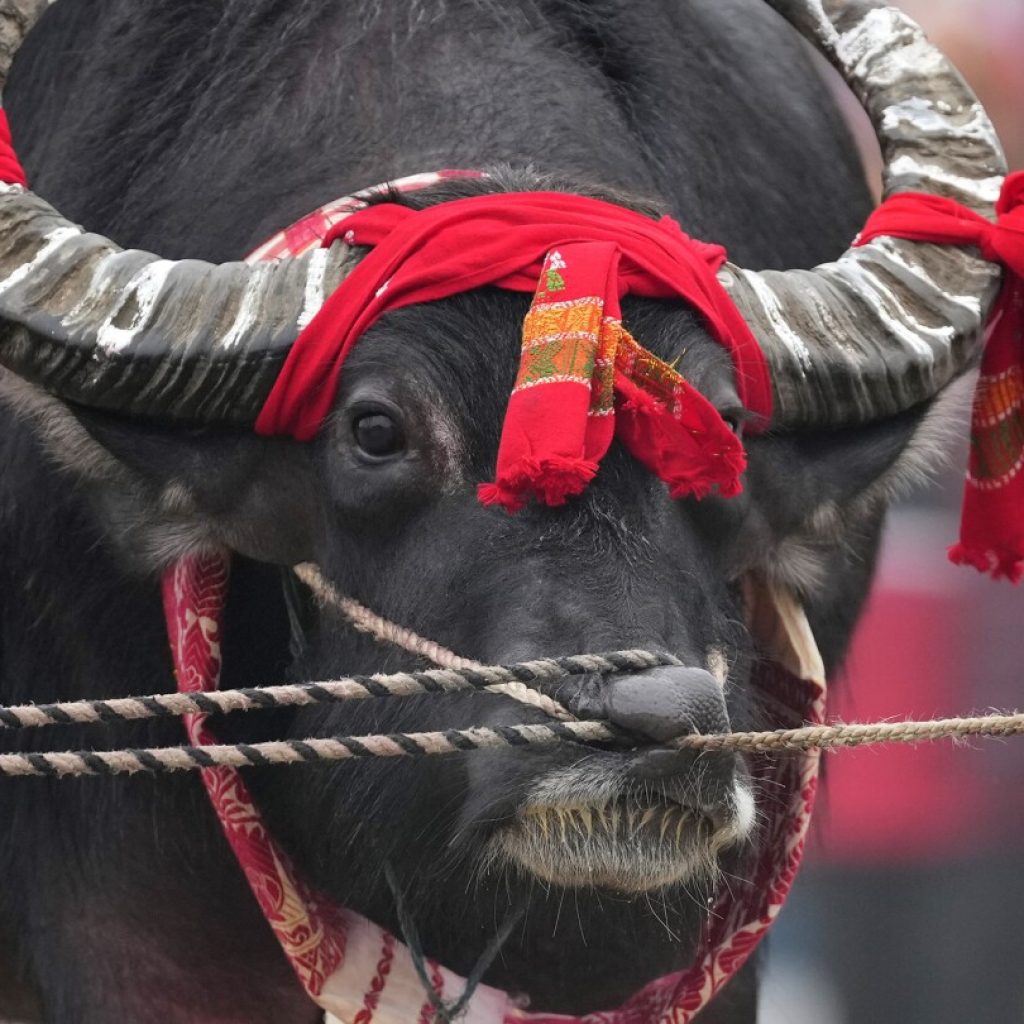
(478, 240, 748, 512)
(254, 191, 773, 511)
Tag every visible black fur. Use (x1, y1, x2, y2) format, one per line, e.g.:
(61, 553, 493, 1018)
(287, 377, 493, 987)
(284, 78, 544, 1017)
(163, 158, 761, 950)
(0, 2, 919, 1022)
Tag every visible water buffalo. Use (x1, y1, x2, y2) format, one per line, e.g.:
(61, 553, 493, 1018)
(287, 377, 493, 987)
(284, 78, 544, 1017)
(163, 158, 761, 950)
(0, 0, 1005, 1021)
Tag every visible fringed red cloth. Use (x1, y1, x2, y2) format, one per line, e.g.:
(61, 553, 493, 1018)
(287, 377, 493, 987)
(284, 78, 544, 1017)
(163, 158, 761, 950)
(254, 193, 773, 511)
(857, 172, 1024, 582)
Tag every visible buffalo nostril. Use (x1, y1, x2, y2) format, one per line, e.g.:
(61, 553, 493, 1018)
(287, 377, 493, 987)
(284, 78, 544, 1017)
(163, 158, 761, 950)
(604, 666, 730, 743)
(563, 674, 606, 721)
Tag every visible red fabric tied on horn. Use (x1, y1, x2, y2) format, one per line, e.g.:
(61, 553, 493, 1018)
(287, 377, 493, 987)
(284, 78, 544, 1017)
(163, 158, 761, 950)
(254, 192, 772, 510)
(857, 172, 1024, 582)
(0, 111, 28, 187)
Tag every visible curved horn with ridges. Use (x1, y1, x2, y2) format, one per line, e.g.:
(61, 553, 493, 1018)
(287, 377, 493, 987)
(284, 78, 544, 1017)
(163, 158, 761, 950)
(0, 0, 351, 423)
(0, 0, 1011, 430)
(0, 0, 47, 91)
(724, 0, 1007, 428)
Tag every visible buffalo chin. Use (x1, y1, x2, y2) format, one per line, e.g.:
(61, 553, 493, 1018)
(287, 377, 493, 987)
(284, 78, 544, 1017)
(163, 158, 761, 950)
(490, 798, 734, 893)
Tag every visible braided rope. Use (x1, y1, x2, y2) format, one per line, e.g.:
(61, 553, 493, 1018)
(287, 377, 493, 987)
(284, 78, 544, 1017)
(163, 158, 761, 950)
(687, 713, 1024, 752)
(0, 721, 616, 778)
(0, 651, 671, 731)
(1, 565, 1021, 779)
(294, 564, 479, 671)
(294, 562, 577, 721)
(4, 712, 1024, 779)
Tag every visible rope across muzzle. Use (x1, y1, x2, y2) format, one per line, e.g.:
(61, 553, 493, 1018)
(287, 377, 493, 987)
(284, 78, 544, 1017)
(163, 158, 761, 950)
(0, 573, 1021, 779)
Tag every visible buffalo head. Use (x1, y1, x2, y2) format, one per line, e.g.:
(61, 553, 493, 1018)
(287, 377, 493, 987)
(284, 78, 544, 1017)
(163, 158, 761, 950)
(0, 0, 1007, 1015)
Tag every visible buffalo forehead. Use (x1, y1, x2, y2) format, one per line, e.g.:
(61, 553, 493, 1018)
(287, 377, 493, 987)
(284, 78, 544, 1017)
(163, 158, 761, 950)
(335, 287, 736, 440)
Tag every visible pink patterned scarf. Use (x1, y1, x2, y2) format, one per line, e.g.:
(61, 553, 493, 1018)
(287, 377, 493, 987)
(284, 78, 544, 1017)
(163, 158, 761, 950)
(165, 549, 824, 1023)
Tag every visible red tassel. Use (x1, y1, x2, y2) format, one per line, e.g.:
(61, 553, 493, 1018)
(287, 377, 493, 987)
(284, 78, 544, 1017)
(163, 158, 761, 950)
(477, 482, 527, 512)
(948, 543, 1024, 584)
(479, 457, 598, 512)
(526, 456, 598, 505)
(859, 174, 1024, 583)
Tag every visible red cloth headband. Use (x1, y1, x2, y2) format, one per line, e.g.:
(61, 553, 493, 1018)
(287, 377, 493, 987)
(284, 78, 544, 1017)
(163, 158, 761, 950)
(254, 192, 774, 509)
(1, 101, 1021, 574)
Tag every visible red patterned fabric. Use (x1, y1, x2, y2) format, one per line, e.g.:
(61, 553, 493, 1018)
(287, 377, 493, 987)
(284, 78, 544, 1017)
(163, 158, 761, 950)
(353, 933, 396, 1024)
(475, 241, 746, 511)
(162, 555, 347, 995)
(164, 550, 825, 1024)
(856, 172, 1024, 582)
(254, 192, 772, 511)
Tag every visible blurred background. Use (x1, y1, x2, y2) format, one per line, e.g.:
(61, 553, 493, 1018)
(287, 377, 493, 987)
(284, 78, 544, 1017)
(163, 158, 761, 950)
(761, 3, 1024, 1022)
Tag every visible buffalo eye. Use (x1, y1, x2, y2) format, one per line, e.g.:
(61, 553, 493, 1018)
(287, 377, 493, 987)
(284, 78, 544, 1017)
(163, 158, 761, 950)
(352, 411, 404, 461)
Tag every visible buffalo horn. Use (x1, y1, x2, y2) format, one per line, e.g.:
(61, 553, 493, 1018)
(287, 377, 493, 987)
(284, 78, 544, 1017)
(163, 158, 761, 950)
(0, 0, 351, 424)
(724, 0, 1007, 428)
(0, 0, 1010, 430)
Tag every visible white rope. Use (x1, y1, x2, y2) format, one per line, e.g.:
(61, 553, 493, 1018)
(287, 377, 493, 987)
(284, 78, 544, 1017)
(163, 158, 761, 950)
(294, 562, 578, 721)
(1, 564, 1020, 780)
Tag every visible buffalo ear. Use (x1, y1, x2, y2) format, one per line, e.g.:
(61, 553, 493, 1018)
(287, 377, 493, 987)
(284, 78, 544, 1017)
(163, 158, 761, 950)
(727, 377, 971, 669)
(0, 373, 325, 569)
(740, 375, 971, 583)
